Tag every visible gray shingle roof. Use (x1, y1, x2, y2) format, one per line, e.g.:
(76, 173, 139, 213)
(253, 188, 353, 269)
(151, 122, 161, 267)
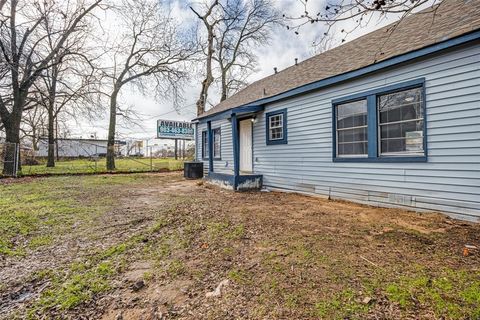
(197, 0, 480, 119)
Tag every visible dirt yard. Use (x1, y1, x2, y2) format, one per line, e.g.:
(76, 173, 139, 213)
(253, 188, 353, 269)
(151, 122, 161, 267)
(1, 172, 479, 319)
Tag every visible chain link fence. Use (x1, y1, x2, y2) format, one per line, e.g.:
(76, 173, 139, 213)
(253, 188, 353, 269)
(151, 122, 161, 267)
(0, 142, 20, 177)
(0, 141, 187, 178)
(19, 156, 184, 176)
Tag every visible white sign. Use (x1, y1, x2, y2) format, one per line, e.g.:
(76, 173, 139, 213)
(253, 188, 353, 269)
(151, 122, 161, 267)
(406, 131, 423, 152)
(157, 119, 194, 140)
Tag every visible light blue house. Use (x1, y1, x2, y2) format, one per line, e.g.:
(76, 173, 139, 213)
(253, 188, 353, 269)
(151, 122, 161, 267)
(193, 0, 480, 221)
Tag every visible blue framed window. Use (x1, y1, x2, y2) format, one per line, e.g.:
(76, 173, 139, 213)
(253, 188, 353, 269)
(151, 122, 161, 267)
(266, 109, 287, 145)
(202, 128, 221, 159)
(333, 78, 427, 162)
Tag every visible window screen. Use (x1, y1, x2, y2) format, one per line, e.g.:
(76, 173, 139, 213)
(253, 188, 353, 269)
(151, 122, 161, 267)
(336, 100, 368, 157)
(378, 87, 424, 156)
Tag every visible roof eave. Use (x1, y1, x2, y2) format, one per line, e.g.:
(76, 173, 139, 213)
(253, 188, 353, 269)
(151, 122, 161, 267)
(194, 28, 480, 123)
(196, 105, 264, 123)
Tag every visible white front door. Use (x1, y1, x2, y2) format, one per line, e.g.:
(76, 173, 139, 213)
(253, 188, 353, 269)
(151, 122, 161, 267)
(239, 119, 253, 173)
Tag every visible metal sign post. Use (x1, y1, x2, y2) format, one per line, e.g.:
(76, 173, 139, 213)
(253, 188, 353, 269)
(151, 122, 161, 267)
(175, 139, 178, 160)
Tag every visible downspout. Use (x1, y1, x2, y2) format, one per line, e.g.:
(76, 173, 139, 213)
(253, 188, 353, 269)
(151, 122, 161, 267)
(207, 121, 214, 173)
(231, 113, 239, 190)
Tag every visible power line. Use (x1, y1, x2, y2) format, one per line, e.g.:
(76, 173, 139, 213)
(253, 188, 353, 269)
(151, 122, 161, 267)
(142, 102, 197, 120)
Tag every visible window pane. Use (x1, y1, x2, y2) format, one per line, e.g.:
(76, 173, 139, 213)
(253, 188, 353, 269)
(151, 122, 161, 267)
(378, 87, 424, 156)
(269, 113, 284, 140)
(270, 127, 283, 140)
(338, 127, 367, 143)
(202, 131, 208, 158)
(213, 128, 221, 158)
(380, 120, 423, 139)
(337, 100, 368, 129)
(270, 114, 283, 128)
(379, 88, 423, 123)
(338, 142, 368, 155)
(380, 131, 424, 154)
(336, 100, 367, 156)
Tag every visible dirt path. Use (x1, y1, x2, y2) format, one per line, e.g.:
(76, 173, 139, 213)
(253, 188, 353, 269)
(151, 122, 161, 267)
(1, 173, 479, 319)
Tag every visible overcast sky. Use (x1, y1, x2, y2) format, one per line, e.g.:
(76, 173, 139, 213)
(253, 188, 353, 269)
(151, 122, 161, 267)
(71, 0, 402, 141)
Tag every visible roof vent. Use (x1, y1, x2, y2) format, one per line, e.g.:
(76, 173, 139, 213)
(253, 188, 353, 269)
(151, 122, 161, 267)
(274, 67, 277, 74)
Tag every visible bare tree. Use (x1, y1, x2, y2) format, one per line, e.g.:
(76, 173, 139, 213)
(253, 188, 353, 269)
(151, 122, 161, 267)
(35, 30, 102, 168)
(191, 0, 278, 114)
(21, 104, 46, 153)
(0, 0, 102, 174)
(102, 0, 195, 171)
(190, 0, 220, 116)
(214, 0, 279, 102)
(286, 0, 441, 48)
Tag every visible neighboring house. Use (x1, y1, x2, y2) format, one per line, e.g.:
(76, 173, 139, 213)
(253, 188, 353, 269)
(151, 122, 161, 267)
(37, 138, 125, 158)
(193, 0, 480, 221)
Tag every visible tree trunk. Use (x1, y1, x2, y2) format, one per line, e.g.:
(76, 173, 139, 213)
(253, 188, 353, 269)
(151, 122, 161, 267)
(46, 64, 58, 167)
(31, 126, 38, 159)
(2, 110, 22, 175)
(106, 89, 119, 171)
(220, 70, 227, 102)
(2, 130, 18, 176)
(46, 106, 55, 167)
(196, 24, 215, 116)
(55, 117, 59, 161)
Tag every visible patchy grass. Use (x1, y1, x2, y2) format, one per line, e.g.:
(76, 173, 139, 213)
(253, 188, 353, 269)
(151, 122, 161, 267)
(25, 210, 179, 318)
(206, 221, 246, 241)
(227, 268, 251, 284)
(0, 179, 83, 256)
(0, 175, 151, 256)
(166, 259, 185, 277)
(386, 268, 480, 319)
(314, 289, 370, 319)
(27, 248, 124, 318)
(27, 235, 54, 250)
(1, 173, 480, 320)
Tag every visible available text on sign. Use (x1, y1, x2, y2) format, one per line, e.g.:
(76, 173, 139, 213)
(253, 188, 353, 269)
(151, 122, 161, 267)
(157, 119, 194, 140)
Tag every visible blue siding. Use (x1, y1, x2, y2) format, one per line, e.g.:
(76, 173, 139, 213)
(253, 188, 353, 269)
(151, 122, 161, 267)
(250, 43, 480, 221)
(197, 119, 234, 175)
(196, 43, 480, 220)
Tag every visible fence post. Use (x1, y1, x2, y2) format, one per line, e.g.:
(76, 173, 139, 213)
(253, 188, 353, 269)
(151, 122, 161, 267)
(11, 143, 16, 178)
(15, 143, 19, 177)
(150, 146, 153, 172)
(174, 139, 178, 160)
(95, 145, 98, 172)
